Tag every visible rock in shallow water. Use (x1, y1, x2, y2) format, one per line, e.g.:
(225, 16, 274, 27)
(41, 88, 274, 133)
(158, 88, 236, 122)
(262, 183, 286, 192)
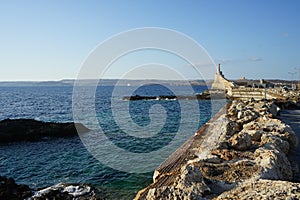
(0, 119, 90, 143)
(0, 176, 99, 200)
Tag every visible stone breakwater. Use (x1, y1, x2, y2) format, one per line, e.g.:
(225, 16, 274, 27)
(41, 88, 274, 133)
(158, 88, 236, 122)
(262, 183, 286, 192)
(134, 100, 300, 199)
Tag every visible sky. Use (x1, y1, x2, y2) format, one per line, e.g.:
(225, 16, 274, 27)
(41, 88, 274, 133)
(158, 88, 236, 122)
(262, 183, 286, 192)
(0, 0, 299, 81)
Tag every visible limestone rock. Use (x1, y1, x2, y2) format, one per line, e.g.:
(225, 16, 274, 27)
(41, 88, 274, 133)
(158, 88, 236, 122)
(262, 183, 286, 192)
(135, 99, 300, 200)
(229, 132, 252, 151)
(236, 109, 258, 125)
(211, 149, 254, 161)
(215, 179, 300, 200)
(254, 144, 293, 180)
(246, 130, 263, 142)
(176, 164, 211, 197)
(226, 121, 241, 136)
(146, 164, 210, 200)
(235, 102, 245, 111)
(243, 118, 298, 149)
(199, 159, 260, 183)
(260, 133, 290, 154)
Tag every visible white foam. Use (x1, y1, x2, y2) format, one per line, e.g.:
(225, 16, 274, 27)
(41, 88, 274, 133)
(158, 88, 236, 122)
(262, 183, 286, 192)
(31, 183, 64, 198)
(31, 183, 91, 198)
(63, 185, 91, 197)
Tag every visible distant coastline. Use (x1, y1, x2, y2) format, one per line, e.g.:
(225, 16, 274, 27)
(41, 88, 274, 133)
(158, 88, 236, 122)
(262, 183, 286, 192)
(0, 78, 296, 87)
(0, 79, 207, 86)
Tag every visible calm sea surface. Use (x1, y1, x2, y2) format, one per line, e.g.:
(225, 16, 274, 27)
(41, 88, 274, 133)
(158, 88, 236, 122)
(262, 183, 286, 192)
(0, 85, 224, 199)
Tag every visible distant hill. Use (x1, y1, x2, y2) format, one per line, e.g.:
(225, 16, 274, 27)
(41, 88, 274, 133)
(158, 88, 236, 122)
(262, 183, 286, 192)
(0, 79, 211, 87)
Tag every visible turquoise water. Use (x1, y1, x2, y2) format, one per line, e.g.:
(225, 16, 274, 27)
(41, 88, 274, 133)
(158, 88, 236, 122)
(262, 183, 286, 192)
(0, 85, 223, 199)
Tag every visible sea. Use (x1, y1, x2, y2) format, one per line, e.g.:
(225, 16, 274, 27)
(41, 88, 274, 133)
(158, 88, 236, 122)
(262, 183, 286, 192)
(0, 84, 225, 199)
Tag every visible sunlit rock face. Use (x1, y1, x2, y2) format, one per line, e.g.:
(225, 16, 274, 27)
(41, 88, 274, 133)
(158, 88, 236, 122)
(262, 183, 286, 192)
(135, 99, 299, 200)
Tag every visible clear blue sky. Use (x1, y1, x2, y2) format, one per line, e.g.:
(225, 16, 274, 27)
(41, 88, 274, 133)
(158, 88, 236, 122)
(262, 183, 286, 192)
(0, 0, 299, 81)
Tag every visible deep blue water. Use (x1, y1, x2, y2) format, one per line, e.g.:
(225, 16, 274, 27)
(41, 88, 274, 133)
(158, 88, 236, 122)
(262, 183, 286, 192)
(0, 85, 224, 199)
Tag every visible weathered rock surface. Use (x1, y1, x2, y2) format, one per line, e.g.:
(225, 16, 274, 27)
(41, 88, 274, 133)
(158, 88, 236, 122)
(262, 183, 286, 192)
(228, 131, 252, 151)
(135, 99, 299, 200)
(0, 119, 90, 143)
(214, 179, 300, 200)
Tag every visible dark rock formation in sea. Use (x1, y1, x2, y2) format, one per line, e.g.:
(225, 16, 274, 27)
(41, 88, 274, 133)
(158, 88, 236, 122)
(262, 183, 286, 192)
(0, 176, 32, 199)
(0, 176, 99, 200)
(122, 90, 226, 101)
(0, 119, 90, 143)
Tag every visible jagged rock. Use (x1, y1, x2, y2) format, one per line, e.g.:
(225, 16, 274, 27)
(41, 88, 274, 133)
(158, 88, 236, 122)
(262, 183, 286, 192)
(254, 144, 293, 180)
(214, 179, 300, 200)
(260, 133, 290, 154)
(236, 110, 258, 125)
(146, 186, 202, 200)
(199, 159, 260, 183)
(176, 165, 211, 197)
(135, 99, 300, 200)
(246, 130, 263, 142)
(282, 125, 298, 149)
(211, 149, 253, 161)
(146, 164, 210, 200)
(243, 118, 298, 149)
(0, 177, 98, 200)
(0, 176, 33, 199)
(235, 102, 245, 111)
(226, 121, 242, 136)
(229, 132, 252, 151)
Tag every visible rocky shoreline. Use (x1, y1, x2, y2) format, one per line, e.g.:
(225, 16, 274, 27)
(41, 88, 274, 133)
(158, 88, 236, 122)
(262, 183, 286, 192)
(0, 176, 98, 200)
(134, 99, 300, 199)
(1, 100, 300, 199)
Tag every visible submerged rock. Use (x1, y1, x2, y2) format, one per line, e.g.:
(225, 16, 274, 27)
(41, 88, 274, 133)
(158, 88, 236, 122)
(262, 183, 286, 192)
(0, 119, 90, 143)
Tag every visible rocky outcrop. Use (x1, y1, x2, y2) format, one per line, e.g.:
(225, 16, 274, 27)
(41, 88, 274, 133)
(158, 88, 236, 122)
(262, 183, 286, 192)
(0, 176, 98, 200)
(0, 176, 32, 199)
(135, 99, 299, 199)
(0, 119, 90, 143)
